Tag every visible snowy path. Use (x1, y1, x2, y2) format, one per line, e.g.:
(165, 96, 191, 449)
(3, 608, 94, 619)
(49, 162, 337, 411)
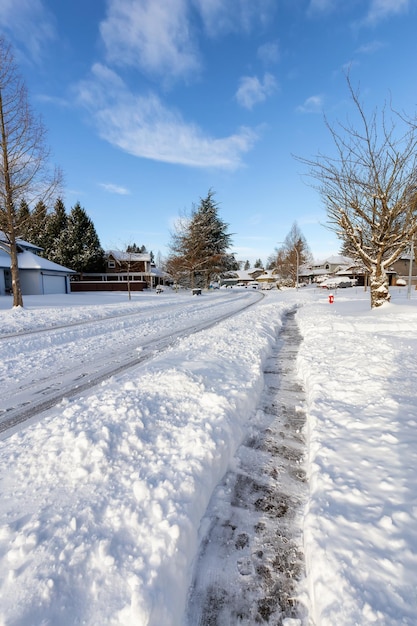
(0, 291, 261, 435)
(185, 309, 308, 625)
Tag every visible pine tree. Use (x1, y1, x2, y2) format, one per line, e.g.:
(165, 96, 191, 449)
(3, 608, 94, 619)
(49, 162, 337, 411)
(167, 189, 235, 287)
(126, 243, 147, 253)
(29, 200, 49, 250)
(244, 259, 250, 270)
(44, 197, 68, 265)
(65, 202, 105, 272)
(15, 199, 31, 240)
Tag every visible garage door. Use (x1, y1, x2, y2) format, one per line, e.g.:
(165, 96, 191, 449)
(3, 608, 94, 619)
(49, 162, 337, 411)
(42, 274, 67, 294)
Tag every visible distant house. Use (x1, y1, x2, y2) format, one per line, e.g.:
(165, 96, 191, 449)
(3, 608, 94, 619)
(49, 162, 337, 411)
(298, 255, 372, 285)
(391, 252, 417, 286)
(0, 232, 75, 296)
(255, 269, 278, 287)
(220, 268, 264, 287)
(70, 250, 171, 292)
(299, 253, 415, 287)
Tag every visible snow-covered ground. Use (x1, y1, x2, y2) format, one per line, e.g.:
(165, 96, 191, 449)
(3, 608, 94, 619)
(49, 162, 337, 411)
(0, 286, 416, 625)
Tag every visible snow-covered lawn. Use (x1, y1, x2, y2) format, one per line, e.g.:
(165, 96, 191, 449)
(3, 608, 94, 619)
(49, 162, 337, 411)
(0, 287, 416, 625)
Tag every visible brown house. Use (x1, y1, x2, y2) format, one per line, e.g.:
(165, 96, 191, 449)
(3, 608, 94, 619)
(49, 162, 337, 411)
(391, 253, 417, 286)
(71, 250, 157, 292)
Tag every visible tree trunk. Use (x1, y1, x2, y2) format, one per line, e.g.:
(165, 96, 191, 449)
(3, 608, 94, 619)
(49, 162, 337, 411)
(369, 265, 390, 308)
(0, 90, 23, 307)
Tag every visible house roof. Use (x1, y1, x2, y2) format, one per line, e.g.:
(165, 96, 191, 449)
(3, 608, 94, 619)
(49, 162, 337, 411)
(313, 255, 354, 267)
(0, 248, 75, 273)
(0, 231, 43, 252)
(107, 250, 151, 263)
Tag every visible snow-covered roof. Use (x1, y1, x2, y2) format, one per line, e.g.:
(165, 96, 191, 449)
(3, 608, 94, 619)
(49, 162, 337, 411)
(299, 267, 329, 276)
(17, 250, 75, 273)
(256, 270, 276, 280)
(151, 266, 170, 278)
(313, 255, 354, 267)
(0, 248, 75, 273)
(233, 270, 255, 281)
(0, 231, 43, 252)
(107, 250, 151, 263)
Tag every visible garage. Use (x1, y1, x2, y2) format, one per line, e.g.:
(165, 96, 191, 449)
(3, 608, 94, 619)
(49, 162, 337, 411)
(42, 273, 68, 294)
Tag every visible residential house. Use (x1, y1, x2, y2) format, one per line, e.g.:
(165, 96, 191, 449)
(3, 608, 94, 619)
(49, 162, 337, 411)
(391, 252, 417, 286)
(71, 250, 170, 292)
(220, 268, 264, 287)
(0, 231, 75, 296)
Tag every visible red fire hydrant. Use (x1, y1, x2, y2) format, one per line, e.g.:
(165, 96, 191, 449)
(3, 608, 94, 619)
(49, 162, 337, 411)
(328, 293, 334, 304)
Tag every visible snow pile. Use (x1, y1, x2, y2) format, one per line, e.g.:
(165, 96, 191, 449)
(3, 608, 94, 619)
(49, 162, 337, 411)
(297, 293, 417, 625)
(0, 292, 298, 626)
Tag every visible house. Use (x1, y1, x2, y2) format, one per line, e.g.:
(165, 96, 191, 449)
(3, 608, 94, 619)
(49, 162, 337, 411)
(301, 252, 415, 287)
(391, 252, 417, 286)
(70, 250, 170, 292)
(0, 232, 75, 296)
(255, 269, 278, 287)
(220, 268, 265, 287)
(299, 255, 355, 284)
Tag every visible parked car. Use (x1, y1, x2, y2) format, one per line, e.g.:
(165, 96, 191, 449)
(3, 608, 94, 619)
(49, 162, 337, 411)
(320, 277, 353, 289)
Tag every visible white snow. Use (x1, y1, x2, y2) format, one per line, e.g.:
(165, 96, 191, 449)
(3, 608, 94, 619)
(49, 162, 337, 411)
(0, 286, 416, 625)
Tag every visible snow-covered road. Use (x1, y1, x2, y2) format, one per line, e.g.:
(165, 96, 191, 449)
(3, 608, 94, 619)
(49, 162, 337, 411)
(1, 290, 261, 435)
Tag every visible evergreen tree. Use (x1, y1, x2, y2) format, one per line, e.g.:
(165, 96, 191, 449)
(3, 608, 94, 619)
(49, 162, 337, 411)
(126, 243, 147, 253)
(244, 259, 250, 270)
(29, 200, 49, 250)
(64, 202, 105, 272)
(254, 258, 263, 269)
(15, 199, 31, 240)
(43, 197, 69, 265)
(167, 190, 235, 287)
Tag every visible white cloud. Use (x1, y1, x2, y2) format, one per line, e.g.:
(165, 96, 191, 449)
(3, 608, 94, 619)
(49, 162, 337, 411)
(365, 0, 410, 24)
(257, 41, 280, 65)
(308, 0, 411, 23)
(99, 183, 131, 195)
(235, 73, 277, 110)
(77, 64, 258, 170)
(99, 0, 277, 81)
(296, 95, 324, 114)
(100, 0, 200, 80)
(193, 0, 276, 36)
(355, 40, 385, 54)
(307, 0, 337, 14)
(0, 0, 56, 61)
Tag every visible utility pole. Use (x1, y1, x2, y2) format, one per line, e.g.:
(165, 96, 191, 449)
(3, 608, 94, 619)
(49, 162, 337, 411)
(407, 236, 414, 300)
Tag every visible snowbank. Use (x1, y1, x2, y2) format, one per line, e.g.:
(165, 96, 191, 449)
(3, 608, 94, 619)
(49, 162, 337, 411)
(0, 292, 298, 626)
(297, 292, 417, 625)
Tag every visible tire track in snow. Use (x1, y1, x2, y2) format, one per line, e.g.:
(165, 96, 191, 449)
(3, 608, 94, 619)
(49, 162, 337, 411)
(185, 309, 308, 625)
(0, 292, 263, 436)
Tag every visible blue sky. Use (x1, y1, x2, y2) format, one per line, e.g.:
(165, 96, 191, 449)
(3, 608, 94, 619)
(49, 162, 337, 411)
(1, 0, 416, 265)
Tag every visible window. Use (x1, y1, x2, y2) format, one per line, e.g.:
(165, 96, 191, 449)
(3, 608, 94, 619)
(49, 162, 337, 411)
(108, 260, 116, 269)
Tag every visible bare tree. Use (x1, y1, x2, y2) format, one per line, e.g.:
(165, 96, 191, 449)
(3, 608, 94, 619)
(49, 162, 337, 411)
(297, 76, 417, 308)
(274, 222, 312, 286)
(0, 36, 62, 307)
